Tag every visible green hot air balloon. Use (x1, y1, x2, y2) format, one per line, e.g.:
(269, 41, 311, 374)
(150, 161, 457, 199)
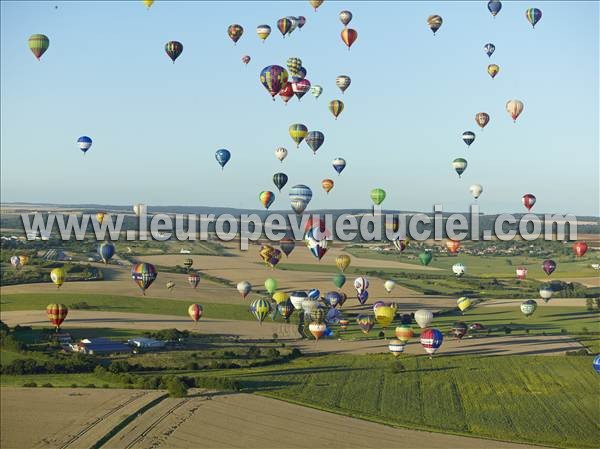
(28, 34, 49, 60)
(419, 251, 433, 266)
(264, 277, 278, 295)
(370, 188, 386, 206)
(452, 158, 468, 178)
(289, 124, 308, 147)
(333, 273, 346, 289)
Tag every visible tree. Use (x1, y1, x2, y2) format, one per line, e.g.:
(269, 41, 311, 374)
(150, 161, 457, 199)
(166, 377, 188, 398)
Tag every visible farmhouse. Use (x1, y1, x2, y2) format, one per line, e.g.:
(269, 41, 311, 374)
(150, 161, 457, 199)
(71, 338, 130, 355)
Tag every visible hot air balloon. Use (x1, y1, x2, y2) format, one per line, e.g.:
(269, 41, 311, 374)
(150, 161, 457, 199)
(522, 193, 536, 211)
(336, 255, 351, 272)
(256, 25, 271, 41)
(292, 79, 311, 100)
(309, 322, 327, 340)
(165, 41, 183, 63)
(593, 355, 600, 374)
(487, 64, 500, 79)
(305, 131, 324, 155)
(215, 149, 231, 169)
(395, 325, 413, 343)
(383, 280, 396, 293)
(183, 258, 193, 270)
(446, 240, 460, 254)
(506, 100, 524, 122)
(339, 319, 350, 330)
(98, 241, 115, 264)
(356, 315, 375, 334)
(525, 8, 542, 28)
(475, 112, 490, 129)
(290, 291, 308, 310)
(457, 296, 472, 313)
(332, 273, 346, 289)
(143, 0, 154, 9)
(286, 16, 299, 34)
(451, 322, 468, 339)
(18, 255, 29, 266)
(259, 191, 276, 209)
(277, 299, 295, 322)
(260, 65, 289, 100)
(275, 147, 288, 162)
(354, 276, 369, 294)
(420, 328, 443, 356)
(286, 57, 303, 77)
(516, 267, 528, 280)
(484, 43, 495, 57)
(289, 124, 308, 147)
(488, 1, 502, 17)
(279, 82, 294, 104)
(77, 136, 92, 154)
(188, 272, 201, 289)
(277, 17, 291, 37)
(388, 339, 405, 357)
(10, 256, 20, 268)
(332, 158, 346, 175)
(336, 75, 351, 93)
(462, 131, 475, 147)
(46, 304, 68, 331)
(452, 158, 468, 178)
(309, 0, 324, 11)
(469, 184, 483, 199)
(250, 298, 271, 324)
(188, 304, 203, 322)
(427, 15, 443, 35)
(324, 291, 341, 308)
(415, 309, 433, 328)
(308, 288, 320, 301)
(539, 285, 553, 303)
(311, 85, 323, 99)
(227, 24, 243, 44)
(96, 212, 105, 224)
(418, 251, 433, 266)
(339, 10, 353, 27)
(370, 188, 386, 206)
(133, 203, 146, 217)
(28, 34, 49, 60)
(375, 306, 395, 329)
(341, 28, 358, 50)
(264, 278, 278, 295)
(321, 179, 334, 194)
(393, 237, 408, 252)
(297, 16, 306, 29)
(272, 291, 289, 305)
(50, 267, 65, 288)
(242, 55, 251, 65)
(305, 226, 328, 260)
(573, 242, 588, 257)
(280, 235, 296, 257)
(166, 280, 175, 292)
(357, 290, 369, 305)
(131, 263, 157, 295)
(237, 281, 252, 298)
(329, 100, 344, 119)
(289, 184, 312, 214)
(452, 263, 466, 278)
(520, 299, 538, 317)
(542, 259, 556, 276)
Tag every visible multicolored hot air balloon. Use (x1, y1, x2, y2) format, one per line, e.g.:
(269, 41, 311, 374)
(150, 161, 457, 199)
(188, 272, 201, 289)
(18, 255, 29, 266)
(183, 258, 193, 270)
(462, 131, 475, 147)
(10, 256, 20, 268)
(277, 299, 295, 322)
(420, 328, 443, 356)
(309, 322, 327, 340)
(506, 100, 524, 122)
(451, 322, 468, 339)
(354, 276, 369, 294)
(305, 131, 324, 155)
(332, 158, 346, 175)
(487, 64, 500, 79)
(227, 24, 244, 44)
(356, 314, 375, 334)
(50, 267, 65, 288)
(131, 263, 157, 295)
(280, 235, 296, 257)
(321, 179, 334, 194)
(393, 237, 408, 252)
(242, 55, 251, 65)
(46, 304, 68, 331)
(525, 8, 542, 28)
(488, 1, 502, 17)
(419, 251, 433, 266)
(522, 193, 536, 211)
(28, 34, 49, 60)
(215, 149, 231, 169)
(388, 339, 405, 357)
(286, 57, 303, 77)
(305, 226, 328, 260)
(277, 17, 292, 37)
(188, 304, 203, 322)
(98, 241, 115, 264)
(573, 242, 588, 257)
(275, 147, 288, 162)
(289, 124, 308, 147)
(329, 100, 344, 119)
(256, 25, 271, 41)
(520, 299, 538, 317)
(237, 281, 251, 298)
(292, 79, 311, 100)
(165, 41, 183, 63)
(475, 112, 490, 129)
(289, 184, 312, 214)
(250, 298, 272, 324)
(427, 15, 443, 35)
(259, 191, 276, 209)
(311, 85, 323, 99)
(325, 291, 342, 308)
(77, 136, 93, 155)
(336, 75, 351, 93)
(395, 325, 413, 343)
(290, 291, 307, 310)
(542, 259, 556, 276)
(415, 309, 433, 328)
(484, 43, 495, 57)
(260, 65, 289, 100)
(370, 188, 386, 206)
(516, 267, 528, 280)
(341, 28, 358, 50)
(336, 255, 351, 272)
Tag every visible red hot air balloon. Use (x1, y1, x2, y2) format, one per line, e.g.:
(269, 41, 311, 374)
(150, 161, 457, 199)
(522, 193, 536, 211)
(46, 304, 68, 331)
(341, 28, 358, 50)
(188, 304, 203, 322)
(542, 259, 556, 276)
(572, 242, 588, 257)
(279, 82, 294, 104)
(446, 240, 460, 255)
(516, 267, 528, 280)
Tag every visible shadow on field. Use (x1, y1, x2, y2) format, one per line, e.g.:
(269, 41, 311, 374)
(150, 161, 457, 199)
(240, 379, 298, 392)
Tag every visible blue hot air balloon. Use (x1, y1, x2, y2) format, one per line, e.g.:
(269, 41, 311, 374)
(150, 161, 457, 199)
(594, 355, 600, 374)
(77, 136, 93, 155)
(525, 8, 542, 28)
(308, 288, 320, 300)
(98, 241, 115, 264)
(215, 149, 231, 169)
(289, 184, 313, 214)
(305, 131, 324, 155)
(484, 43, 495, 58)
(487, 0, 502, 17)
(332, 157, 346, 175)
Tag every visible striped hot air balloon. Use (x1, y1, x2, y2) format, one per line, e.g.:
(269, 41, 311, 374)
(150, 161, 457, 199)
(388, 339, 405, 357)
(356, 314, 375, 334)
(188, 304, 203, 322)
(28, 34, 49, 60)
(131, 263, 157, 295)
(420, 328, 443, 356)
(329, 100, 344, 119)
(289, 124, 308, 147)
(46, 303, 68, 331)
(188, 272, 201, 288)
(250, 298, 271, 324)
(395, 325, 413, 343)
(332, 157, 346, 175)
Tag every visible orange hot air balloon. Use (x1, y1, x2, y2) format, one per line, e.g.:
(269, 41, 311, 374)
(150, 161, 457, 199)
(446, 240, 460, 254)
(96, 212, 105, 224)
(322, 179, 334, 194)
(572, 242, 588, 257)
(341, 28, 358, 50)
(46, 304, 68, 331)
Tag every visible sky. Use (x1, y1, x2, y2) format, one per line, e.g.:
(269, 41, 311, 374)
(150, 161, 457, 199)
(1, 1, 598, 216)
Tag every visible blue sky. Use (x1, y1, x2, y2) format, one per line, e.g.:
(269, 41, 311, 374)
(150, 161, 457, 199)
(1, 1, 598, 215)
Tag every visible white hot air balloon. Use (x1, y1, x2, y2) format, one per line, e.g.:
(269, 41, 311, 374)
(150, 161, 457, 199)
(469, 184, 483, 199)
(414, 309, 433, 329)
(452, 263, 466, 277)
(275, 147, 288, 162)
(506, 99, 524, 122)
(388, 339, 405, 357)
(133, 203, 146, 217)
(354, 276, 369, 293)
(237, 281, 252, 299)
(384, 280, 396, 293)
(335, 75, 351, 93)
(290, 291, 307, 310)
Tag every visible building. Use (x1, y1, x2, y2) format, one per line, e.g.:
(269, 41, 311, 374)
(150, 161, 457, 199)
(72, 338, 130, 355)
(127, 337, 166, 351)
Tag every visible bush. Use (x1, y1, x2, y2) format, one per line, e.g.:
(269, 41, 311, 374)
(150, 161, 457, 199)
(504, 327, 513, 335)
(41, 383, 53, 388)
(185, 362, 199, 370)
(86, 383, 96, 388)
(246, 346, 261, 358)
(390, 361, 405, 374)
(264, 348, 280, 359)
(102, 384, 109, 388)
(70, 384, 78, 388)
(166, 377, 188, 398)
(22, 382, 37, 387)
(566, 349, 589, 356)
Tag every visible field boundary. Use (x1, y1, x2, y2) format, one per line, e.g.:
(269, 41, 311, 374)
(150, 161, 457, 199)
(90, 392, 168, 449)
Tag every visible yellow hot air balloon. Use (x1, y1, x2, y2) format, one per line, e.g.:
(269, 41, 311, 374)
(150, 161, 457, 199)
(457, 296, 472, 313)
(272, 291, 289, 304)
(375, 306, 395, 329)
(309, 0, 324, 11)
(328, 100, 344, 119)
(143, 0, 154, 9)
(487, 64, 500, 79)
(395, 325, 413, 343)
(289, 123, 308, 147)
(335, 254, 351, 272)
(50, 267, 65, 288)
(18, 255, 29, 266)
(96, 212, 105, 224)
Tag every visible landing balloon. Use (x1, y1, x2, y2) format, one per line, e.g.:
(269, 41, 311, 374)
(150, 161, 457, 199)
(237, 281, 252, 299)
(50, 267, 65, 288)
(520, 299, 538, 317)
